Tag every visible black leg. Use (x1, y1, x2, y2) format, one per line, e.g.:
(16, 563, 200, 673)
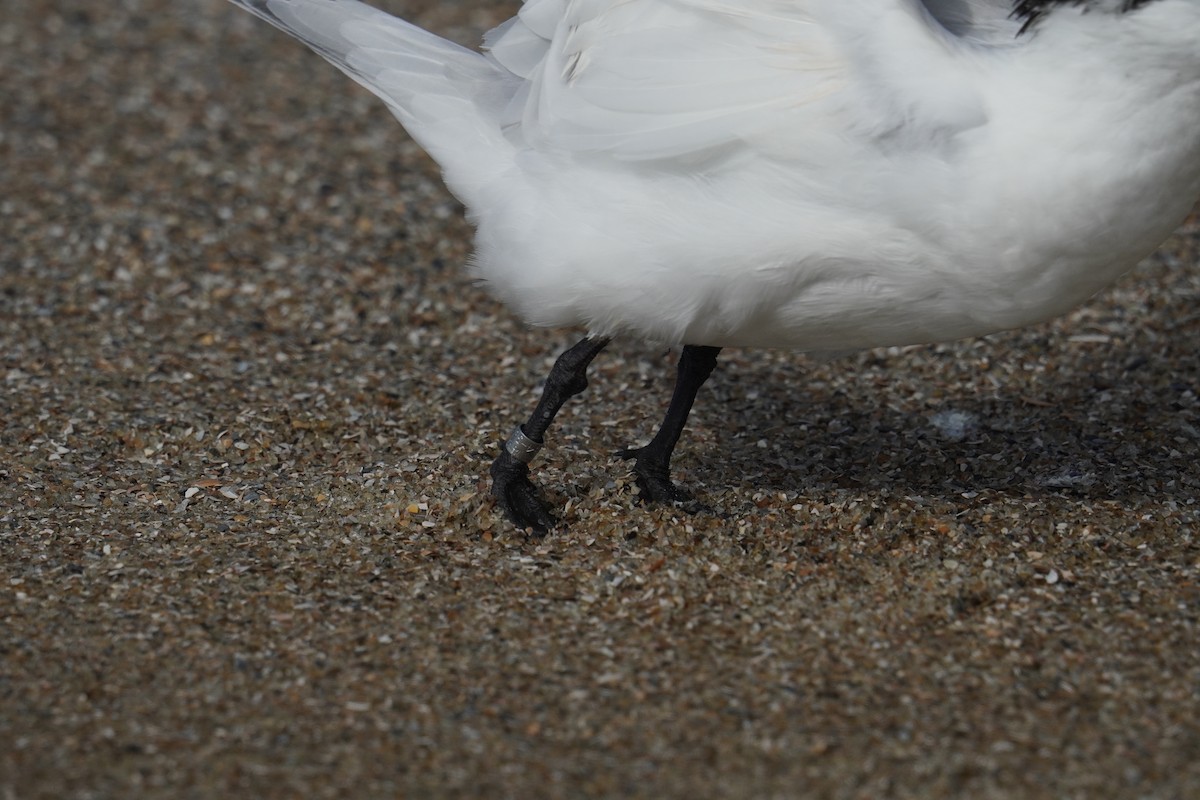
(490, 335, 610, 534)
(618, 345, 721, 505)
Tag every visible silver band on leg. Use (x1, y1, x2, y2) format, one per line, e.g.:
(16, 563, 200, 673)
(504, 426, 543, 464)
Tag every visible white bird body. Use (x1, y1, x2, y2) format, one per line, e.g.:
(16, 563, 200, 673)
(226, 0, 1200, 531)
(226, 0, 1200, 352)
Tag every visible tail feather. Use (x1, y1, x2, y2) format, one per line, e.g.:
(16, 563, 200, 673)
(226, 0, 515, 200)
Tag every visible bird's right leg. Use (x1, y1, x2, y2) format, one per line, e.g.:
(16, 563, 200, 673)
(617, 345, 720, 507)
(490, 335, 610, 534)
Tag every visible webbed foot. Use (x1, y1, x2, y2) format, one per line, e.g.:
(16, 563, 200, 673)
(490, 449, 556, 535)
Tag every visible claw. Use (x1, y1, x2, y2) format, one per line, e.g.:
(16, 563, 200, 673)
(490, 450, 556, 535)
(617, 446, 704, 509)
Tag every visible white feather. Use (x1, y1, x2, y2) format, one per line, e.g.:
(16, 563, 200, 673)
(225, 0, 1200, 350)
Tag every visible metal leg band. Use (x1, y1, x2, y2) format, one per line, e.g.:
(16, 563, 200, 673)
(504, 426, 543, 464)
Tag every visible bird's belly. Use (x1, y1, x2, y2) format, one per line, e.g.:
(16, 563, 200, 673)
(476, 149, 1194, 351)
(483, 228, 1139, 351)
(667, 271, 1007, 350)
(678, 247, 1142, 351)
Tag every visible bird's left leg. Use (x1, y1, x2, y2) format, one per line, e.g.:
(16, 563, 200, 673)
(490, 335, 610, 534)
(618, 345, 721, 505)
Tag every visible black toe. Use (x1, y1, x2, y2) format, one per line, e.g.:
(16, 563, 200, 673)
(617, 446, 704, 509)
(490, 451, 556, 535)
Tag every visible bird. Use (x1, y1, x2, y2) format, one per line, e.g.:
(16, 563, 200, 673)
(222, 0, 1200, 534)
